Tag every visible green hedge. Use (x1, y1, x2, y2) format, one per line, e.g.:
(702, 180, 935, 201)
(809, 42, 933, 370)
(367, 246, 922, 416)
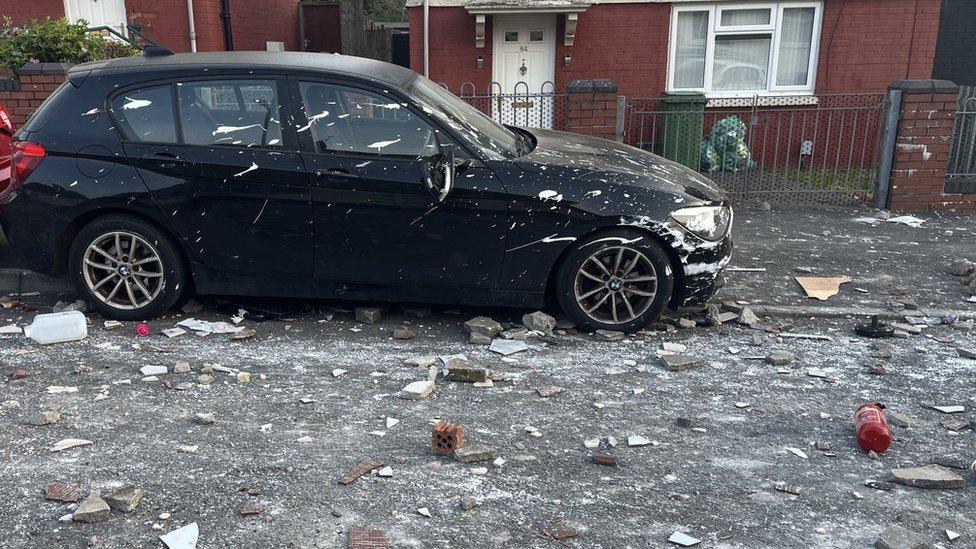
(0, 17, 139, 76)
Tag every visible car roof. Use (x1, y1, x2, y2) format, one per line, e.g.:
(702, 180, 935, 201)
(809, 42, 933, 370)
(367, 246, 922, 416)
(70, 51, 419, 88)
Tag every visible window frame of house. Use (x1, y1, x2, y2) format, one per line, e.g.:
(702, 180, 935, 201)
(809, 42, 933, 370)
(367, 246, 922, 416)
(667, 1, 824, 98)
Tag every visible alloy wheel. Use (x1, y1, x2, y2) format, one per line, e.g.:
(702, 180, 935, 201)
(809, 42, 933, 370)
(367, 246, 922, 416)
(82, 231, 165, 310)
(573, 245, 658, 325)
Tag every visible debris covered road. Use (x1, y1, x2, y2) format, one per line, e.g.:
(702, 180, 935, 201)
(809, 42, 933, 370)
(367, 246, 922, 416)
(1, 208, 975, 548)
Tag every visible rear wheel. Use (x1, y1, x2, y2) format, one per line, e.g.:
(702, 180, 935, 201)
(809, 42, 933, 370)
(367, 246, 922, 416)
(555, 229, 673, 333)
(69, 215, 187, 320)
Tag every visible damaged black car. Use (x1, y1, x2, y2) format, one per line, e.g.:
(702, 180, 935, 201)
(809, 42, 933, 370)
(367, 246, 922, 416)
(3, 50, 732, 332)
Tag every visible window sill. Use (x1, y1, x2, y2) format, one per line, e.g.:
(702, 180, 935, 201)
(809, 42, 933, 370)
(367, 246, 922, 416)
(704, 95, 819, 108)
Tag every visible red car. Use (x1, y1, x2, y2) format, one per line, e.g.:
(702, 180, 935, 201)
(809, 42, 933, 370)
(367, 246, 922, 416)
(0, 105, 14, 206)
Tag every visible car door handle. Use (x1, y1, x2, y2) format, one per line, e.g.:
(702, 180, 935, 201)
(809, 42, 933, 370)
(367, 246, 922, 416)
(314, 168, 360, 180)
(141, 152, 183, 168)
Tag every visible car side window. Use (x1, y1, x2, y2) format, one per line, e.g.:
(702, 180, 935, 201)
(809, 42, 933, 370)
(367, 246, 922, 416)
(297, 82, 439, 157)
(177, 79, 283, 148)
(112, 86, 177, 143)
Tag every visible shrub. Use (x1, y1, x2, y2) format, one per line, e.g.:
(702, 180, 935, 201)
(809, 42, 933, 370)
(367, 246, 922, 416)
(0, 17, 138, 76)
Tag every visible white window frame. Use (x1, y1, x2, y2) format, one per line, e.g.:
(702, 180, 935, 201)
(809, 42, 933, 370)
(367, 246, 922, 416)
(667, 1, 823, 98)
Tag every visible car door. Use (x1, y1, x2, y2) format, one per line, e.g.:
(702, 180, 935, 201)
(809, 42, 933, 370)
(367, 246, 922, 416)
(291, 79, 509, 289)
(116, 78, 313, 279)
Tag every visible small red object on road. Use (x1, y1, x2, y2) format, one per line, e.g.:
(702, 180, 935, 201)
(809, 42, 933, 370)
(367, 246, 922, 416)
(136, 323, 150, 337)
(855, 403, 891, 453)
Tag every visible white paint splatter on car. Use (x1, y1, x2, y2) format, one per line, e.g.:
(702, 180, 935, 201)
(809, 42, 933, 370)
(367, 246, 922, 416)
(234, 162, 259, 177)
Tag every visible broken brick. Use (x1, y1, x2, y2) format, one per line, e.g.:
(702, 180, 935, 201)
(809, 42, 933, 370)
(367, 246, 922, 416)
(338, 459, 384, 486)
(444, 359, 487, 383)
(552, 529, 578, 541)
(239, 506, 263, 517)
(44, 483, 79, 503)
(349, 526, 389, 549)
(432, 421, 464, 456)
(591, 454, 618, 466)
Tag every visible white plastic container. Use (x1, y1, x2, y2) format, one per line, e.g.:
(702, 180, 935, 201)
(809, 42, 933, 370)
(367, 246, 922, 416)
(24, 311, 88, 345)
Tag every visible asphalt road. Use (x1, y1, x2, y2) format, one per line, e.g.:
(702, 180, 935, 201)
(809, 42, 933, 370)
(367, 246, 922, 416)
(1, 291, 974, 548)
(0, 207, 975, 548)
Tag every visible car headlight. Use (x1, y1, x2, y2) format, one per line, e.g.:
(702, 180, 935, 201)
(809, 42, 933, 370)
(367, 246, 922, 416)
(669, 205, 732, 241)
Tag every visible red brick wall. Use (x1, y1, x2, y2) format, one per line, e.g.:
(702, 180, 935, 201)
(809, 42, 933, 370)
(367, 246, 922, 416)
(410, 0, 941, 98)
(888, 87, 973, 211)
(566, 90, 618, 141)
(230, 0, 300, 51)
(555, 4, 669, 99)
(130, 0, 299, 53)
(816, 0, 940, 93)
(128, 0, 196, 52)
(408, 7, 491, 93)
(0, 0, 65, 25)
(0, 68, 68, 127)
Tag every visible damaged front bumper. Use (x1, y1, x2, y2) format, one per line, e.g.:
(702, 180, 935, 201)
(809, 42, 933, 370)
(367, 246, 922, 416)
(677, 234, 733, 307)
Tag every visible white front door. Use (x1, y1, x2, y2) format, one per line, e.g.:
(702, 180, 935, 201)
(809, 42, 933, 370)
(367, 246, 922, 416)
(492, 14, 556, 129)
(64, 0, 127, 36)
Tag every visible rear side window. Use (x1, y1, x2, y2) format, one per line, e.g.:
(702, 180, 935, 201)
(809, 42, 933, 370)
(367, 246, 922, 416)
(112, 86, 178, 143)
(178, 79, 283, 148)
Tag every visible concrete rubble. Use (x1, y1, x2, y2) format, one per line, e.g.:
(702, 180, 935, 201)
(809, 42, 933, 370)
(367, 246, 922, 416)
(5, 216, 976, 547)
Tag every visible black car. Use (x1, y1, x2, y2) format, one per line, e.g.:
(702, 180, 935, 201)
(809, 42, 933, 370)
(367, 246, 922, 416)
(3, 50, 732, 332)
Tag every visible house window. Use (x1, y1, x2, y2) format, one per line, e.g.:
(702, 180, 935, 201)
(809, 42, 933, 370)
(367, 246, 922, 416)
(669, 2, 822, 96)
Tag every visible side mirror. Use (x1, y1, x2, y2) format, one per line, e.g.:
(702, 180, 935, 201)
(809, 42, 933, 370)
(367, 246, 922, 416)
(422, 149, 455, 203)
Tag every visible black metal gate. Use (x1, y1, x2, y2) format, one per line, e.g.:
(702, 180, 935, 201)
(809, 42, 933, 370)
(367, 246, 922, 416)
(623, 94, 888, 206)
(947, 85, 976, 194)
(451, 81, 569, 131)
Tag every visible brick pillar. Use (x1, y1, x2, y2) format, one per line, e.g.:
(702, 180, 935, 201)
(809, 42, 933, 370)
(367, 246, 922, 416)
(566, 79, 619, 142)
(0, 62, 72, 127)
(886, 79, 973, 211)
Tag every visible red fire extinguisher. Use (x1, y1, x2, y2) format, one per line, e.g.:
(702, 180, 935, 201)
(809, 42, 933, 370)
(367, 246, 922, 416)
(854, 403, 892, 453)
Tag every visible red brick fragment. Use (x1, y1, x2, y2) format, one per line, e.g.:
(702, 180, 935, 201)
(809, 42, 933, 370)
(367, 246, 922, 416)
(349, 525, 389, 549)
(44, 483, 79, 503)
(552, 529, 579, 540)
(338, 459, 384, 486)
(432, 421, 464, 456)
(591, 454, 618, 466)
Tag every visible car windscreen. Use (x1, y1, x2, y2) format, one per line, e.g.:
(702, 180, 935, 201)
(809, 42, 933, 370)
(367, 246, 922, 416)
(407, 76, 521, 160)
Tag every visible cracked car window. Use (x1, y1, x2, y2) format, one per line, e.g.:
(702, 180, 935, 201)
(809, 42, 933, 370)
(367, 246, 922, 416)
(178, 80, 283, 148)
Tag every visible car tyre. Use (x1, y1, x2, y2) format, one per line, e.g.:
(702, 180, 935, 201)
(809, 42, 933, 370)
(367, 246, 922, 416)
(555, 229, 673, 333)
(69, 214, 187, 320)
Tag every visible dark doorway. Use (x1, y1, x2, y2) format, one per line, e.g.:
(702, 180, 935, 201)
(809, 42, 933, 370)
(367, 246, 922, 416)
(302, 2, 342, 53)
(391, 33, 410, 68)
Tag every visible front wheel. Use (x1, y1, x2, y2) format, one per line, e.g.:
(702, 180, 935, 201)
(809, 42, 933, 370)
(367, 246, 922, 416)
(68, 215, 187, 320)
(555, 229, 673, 333)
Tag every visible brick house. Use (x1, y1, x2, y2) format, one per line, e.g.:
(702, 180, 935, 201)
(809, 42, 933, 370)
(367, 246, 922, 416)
(407, 0, 941, 99)
(0, 0, 300, 53)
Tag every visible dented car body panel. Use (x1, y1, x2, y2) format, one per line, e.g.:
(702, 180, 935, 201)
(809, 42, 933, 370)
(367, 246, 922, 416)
(4, 52, 731, 311)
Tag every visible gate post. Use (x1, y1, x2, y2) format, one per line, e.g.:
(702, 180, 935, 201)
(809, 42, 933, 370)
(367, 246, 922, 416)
(615, 95, 626, 143)
(881, 79, 964, 211)
(566, 79, 619, 141)
(875, 89, 903, 209)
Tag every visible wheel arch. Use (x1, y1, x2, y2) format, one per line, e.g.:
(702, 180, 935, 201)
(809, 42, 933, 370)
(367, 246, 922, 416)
(56, 208, 192, 288)
(543, 224, 686, 310)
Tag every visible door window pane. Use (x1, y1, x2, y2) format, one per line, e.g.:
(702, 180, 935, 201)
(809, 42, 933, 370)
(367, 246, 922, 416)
(673, 11, 709, 88)
(178, 80, 283, 148)
(529, 30, 544, 42)
(504, 31, 519, 42)
(113, 86, 177, 143)
(712, 34, 771, 91)
(776, 7, 815, 86)
(720, 8, 771, 27)
(298, 82, 439, 157)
